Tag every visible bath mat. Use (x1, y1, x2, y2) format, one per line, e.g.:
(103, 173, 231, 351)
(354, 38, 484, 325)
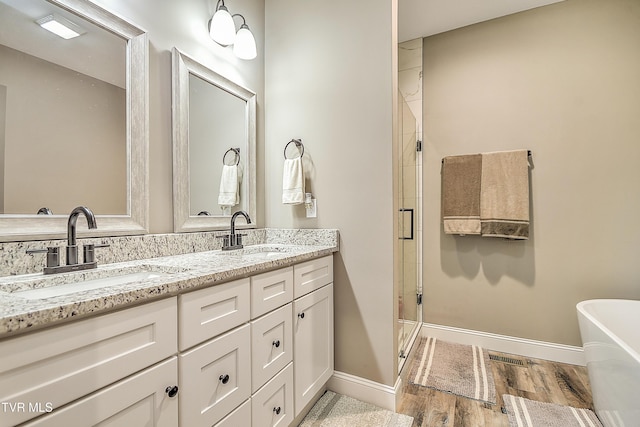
(299, 390, 414, 427)
(503, 394, 603, 427)
(408, 336, 496, 404)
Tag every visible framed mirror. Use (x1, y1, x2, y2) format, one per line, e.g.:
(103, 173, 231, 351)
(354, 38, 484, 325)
(172, 48, 256, 232)
(0, 0, 148, 242)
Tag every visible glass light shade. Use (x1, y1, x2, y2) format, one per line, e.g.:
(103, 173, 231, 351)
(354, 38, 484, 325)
(233, 24, 257, 60)
(209, 6, 235, 46)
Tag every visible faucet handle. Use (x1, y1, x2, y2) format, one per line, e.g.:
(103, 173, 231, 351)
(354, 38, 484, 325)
(83, 243, 110, 264)
(26, 247, 60, 268)
(216, 234, 231, 248)
(235, 233, 248, 246)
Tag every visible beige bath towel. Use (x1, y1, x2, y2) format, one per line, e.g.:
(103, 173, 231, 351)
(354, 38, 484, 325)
(480, 150, 529, 239)
(441, 154, 482, 235)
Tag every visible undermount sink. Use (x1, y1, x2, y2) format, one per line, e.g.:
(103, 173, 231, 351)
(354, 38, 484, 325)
(0, 265, 186, 300)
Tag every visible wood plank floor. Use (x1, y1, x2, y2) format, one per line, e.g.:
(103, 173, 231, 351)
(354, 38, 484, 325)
(397, 345, 594, 426)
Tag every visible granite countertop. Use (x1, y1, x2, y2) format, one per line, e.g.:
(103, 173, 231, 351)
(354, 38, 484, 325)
(0, 242, 338, 338)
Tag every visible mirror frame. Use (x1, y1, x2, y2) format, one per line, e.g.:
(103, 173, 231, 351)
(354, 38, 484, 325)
(0, 0, 149, 242)
(172, 48, 256, 232)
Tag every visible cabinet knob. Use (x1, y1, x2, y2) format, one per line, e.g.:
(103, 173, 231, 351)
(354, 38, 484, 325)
(273, 406, 281, 415)
(298, 312, 305, 319)
(219, 374, 230, 385)
(165, 386, 179, 398)
(272, 340, 281, 348)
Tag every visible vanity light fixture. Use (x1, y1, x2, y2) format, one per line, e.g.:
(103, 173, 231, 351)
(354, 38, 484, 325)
(36, 14, 85, 40)
(209, 0, 257, 60)
(232, 15, 257, 60)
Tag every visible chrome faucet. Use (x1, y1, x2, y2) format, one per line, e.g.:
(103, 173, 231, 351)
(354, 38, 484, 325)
(26, 206, 109, 274)
(66, 206, 97, 265)
(220, 210, 252, 251)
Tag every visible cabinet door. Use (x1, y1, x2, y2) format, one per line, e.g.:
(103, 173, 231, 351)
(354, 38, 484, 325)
(179, 324, 251, 427)
(252, 363, 294, 427)
(293, 283, 334, 416)
(21, 357, 178, 427)
(251, 304, 292, 393)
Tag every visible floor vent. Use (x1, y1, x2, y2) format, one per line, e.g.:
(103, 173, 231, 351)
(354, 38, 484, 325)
(489, 354, 527, 366)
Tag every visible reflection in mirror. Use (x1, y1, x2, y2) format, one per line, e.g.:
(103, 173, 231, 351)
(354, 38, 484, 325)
(189, 74, 246, 216)
(172, 48, 256, 232)
(0, 0, 148, 241)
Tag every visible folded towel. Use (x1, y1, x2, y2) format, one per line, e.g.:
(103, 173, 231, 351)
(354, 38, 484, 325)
(218, 164, 239, 207)
(282, 157, 305, 204)
(441, 154, 482, 235)
(480, 150, 529, 239)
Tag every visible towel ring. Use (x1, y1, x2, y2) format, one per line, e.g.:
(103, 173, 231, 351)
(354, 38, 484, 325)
(223, 147, 240, 166)
(284, 139, 304, 159)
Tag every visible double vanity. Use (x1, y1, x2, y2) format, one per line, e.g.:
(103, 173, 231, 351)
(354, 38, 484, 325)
(0, 230, 338, 427)
(0, 0, 335, 425)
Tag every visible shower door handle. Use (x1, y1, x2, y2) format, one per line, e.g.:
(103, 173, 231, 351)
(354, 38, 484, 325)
(399, 208, 414, 240)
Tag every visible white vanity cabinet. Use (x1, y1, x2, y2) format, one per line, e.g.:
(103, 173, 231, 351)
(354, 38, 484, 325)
(177, 255, 334, 427)
(0, 297, 178, 427)
(0, 253, 334, 427)
(292, 256, 334, 416)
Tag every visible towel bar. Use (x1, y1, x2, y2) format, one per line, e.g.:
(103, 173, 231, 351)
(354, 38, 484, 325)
(441, 150, 531, 164)
(284, 138, 304, 159)
(223, 147, 240, 166)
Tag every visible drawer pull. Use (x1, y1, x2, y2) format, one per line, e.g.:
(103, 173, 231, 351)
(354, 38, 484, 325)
(219, 374, 230, 385)
(298, 312, 305, 319)
(272, 340, 281, 348)
(165, 386, 179, 398)
(273, 406, 281, 415)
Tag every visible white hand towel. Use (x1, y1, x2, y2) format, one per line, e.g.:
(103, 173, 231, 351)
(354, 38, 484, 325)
(282, 157, 305, 204)
(218, 164, 239, 207)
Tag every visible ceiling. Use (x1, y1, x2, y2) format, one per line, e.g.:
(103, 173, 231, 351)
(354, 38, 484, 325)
(398, 0, 565, 42)
(0, 0, 126, 88)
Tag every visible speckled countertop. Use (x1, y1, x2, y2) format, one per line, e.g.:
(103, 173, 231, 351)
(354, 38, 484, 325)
(0, 230, 338, 338)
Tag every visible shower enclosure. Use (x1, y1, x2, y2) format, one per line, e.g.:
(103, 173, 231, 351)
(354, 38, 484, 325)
(395, 38, 423, 372)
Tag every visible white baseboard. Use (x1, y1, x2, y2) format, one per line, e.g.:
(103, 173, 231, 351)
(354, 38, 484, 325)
(328, 371, 401, 411)
(421, 323, 585, 366)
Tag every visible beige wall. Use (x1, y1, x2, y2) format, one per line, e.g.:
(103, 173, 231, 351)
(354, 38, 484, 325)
(265, 0, 398, 385)
(422, 0, 640, 346)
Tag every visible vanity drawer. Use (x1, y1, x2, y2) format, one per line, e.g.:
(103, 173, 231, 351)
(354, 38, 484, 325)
(179, 324, 251, 427)
(21, 357, 178, 427)
(251, 266, 294, 319)
(214, 398, 251, 427)
(0, 297, 177, 427)
(251, 304, 293, 393)
(179, 278, 250, 350)
(252, 363, 294, 427)
(293, 255, 333, 298)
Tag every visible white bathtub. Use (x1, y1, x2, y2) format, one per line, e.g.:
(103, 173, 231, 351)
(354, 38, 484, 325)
(577, 299, 640, 427)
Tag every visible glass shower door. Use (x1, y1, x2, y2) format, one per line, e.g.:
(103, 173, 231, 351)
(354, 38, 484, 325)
(397, 96, 421, 371)
(397, 37, 423, 372)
